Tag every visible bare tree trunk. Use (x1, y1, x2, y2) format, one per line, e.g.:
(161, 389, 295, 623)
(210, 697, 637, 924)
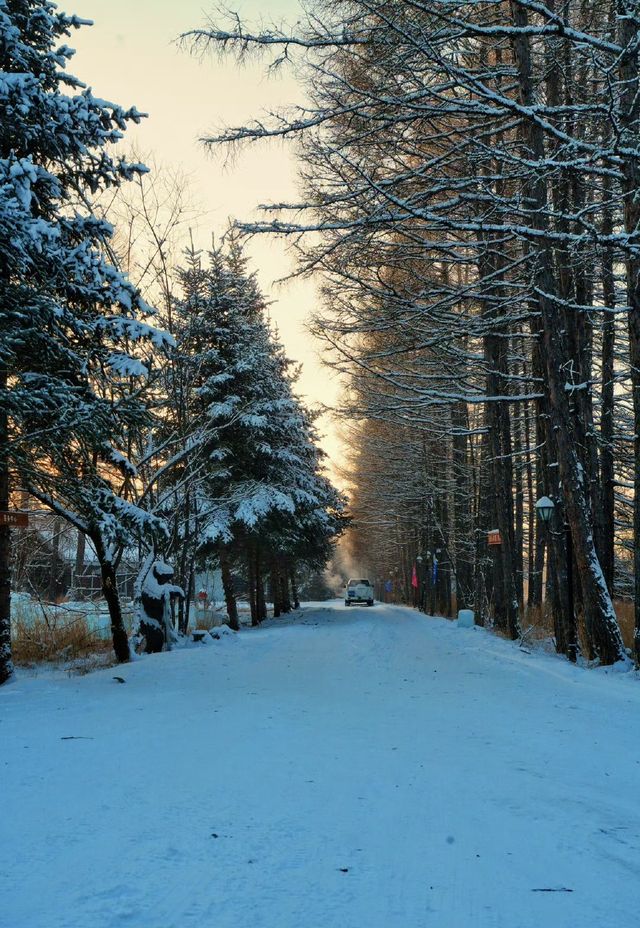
(475, 42, 520, 639)
(529, 303, 547, 611)
(247, 545, 258, 626)
(512, 380, 525, 610)
(599, 193, 616, 595)
(617, 1, 640, 661)
(527, 257, 573, 653)
(510, 0, 624, 663)
(290, 565, 300, 609)
(547, 545, 566, 654)
(435, 496, 453, 617)
(452, 401, 473, 609)
(49, 516, 62, 602)
(523, 397, 538, 609)
(220, 546, 239, 631)
(280, 560, 291, 613)
(0, 362, 13, 685)
(92, 533, 129, 664)
(484, 368, 519, 638)
(256, 548, 267, 621)
(271, 557, 281, 618)
(473, 431, 493, 627)
(176, 490, 191, 634)
(180, 560, 195, 635)
(74, 530, 86, 590)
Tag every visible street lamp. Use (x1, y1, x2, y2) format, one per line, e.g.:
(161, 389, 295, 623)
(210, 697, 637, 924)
(535, 495, 576, 661)
(535, 496, 555, 525)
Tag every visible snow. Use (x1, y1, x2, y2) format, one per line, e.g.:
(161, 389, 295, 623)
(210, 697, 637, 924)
(141, 568, 183, 602)
(107, 353, 148, 378)
(457, 608, 475, 627)
(2, 602, 640, 927)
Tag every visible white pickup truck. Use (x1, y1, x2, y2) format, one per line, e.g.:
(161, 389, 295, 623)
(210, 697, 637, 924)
(345, 578, 374, 607)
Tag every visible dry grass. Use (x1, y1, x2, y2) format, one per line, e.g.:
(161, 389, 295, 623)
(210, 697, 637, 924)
(194, 608, 229, 630)
(520, 599, 635, 655)
(614, 599, 634, 651)
(521, 603, 556, 640)
(65, 651, 117, 676)
(12, 612, 111, 665)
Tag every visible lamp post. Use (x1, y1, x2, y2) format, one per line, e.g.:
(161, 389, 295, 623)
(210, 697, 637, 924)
(535, 495, 575, 661)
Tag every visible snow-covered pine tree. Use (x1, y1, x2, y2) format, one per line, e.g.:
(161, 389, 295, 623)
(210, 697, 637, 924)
(0, 2, 170, 682)
(167, 235, 346, 627)
(150, 239, 241, 629)
(132, 237, 208, 637)
(167, 237, 286, 627)
(245, 330, 347, 618)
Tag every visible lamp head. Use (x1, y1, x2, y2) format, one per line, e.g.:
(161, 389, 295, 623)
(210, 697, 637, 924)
(535, 496, 555, 524)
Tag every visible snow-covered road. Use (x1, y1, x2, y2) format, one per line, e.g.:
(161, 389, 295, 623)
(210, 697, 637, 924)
(2, 602, 639, 927)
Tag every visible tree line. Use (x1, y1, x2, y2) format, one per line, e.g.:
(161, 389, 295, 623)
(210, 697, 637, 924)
(189, 0, 640, 665)
(0, 1, 345, 685)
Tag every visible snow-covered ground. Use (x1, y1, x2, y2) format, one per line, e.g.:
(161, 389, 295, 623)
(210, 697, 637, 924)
(2, 602, 639, 928)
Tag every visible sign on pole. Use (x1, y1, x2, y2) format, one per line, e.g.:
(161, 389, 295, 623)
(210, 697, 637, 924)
(0, 512, 29, 528)
(487, 529, 502, 546)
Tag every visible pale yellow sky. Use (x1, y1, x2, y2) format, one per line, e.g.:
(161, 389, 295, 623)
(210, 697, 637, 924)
(69, 0, 344, 471)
